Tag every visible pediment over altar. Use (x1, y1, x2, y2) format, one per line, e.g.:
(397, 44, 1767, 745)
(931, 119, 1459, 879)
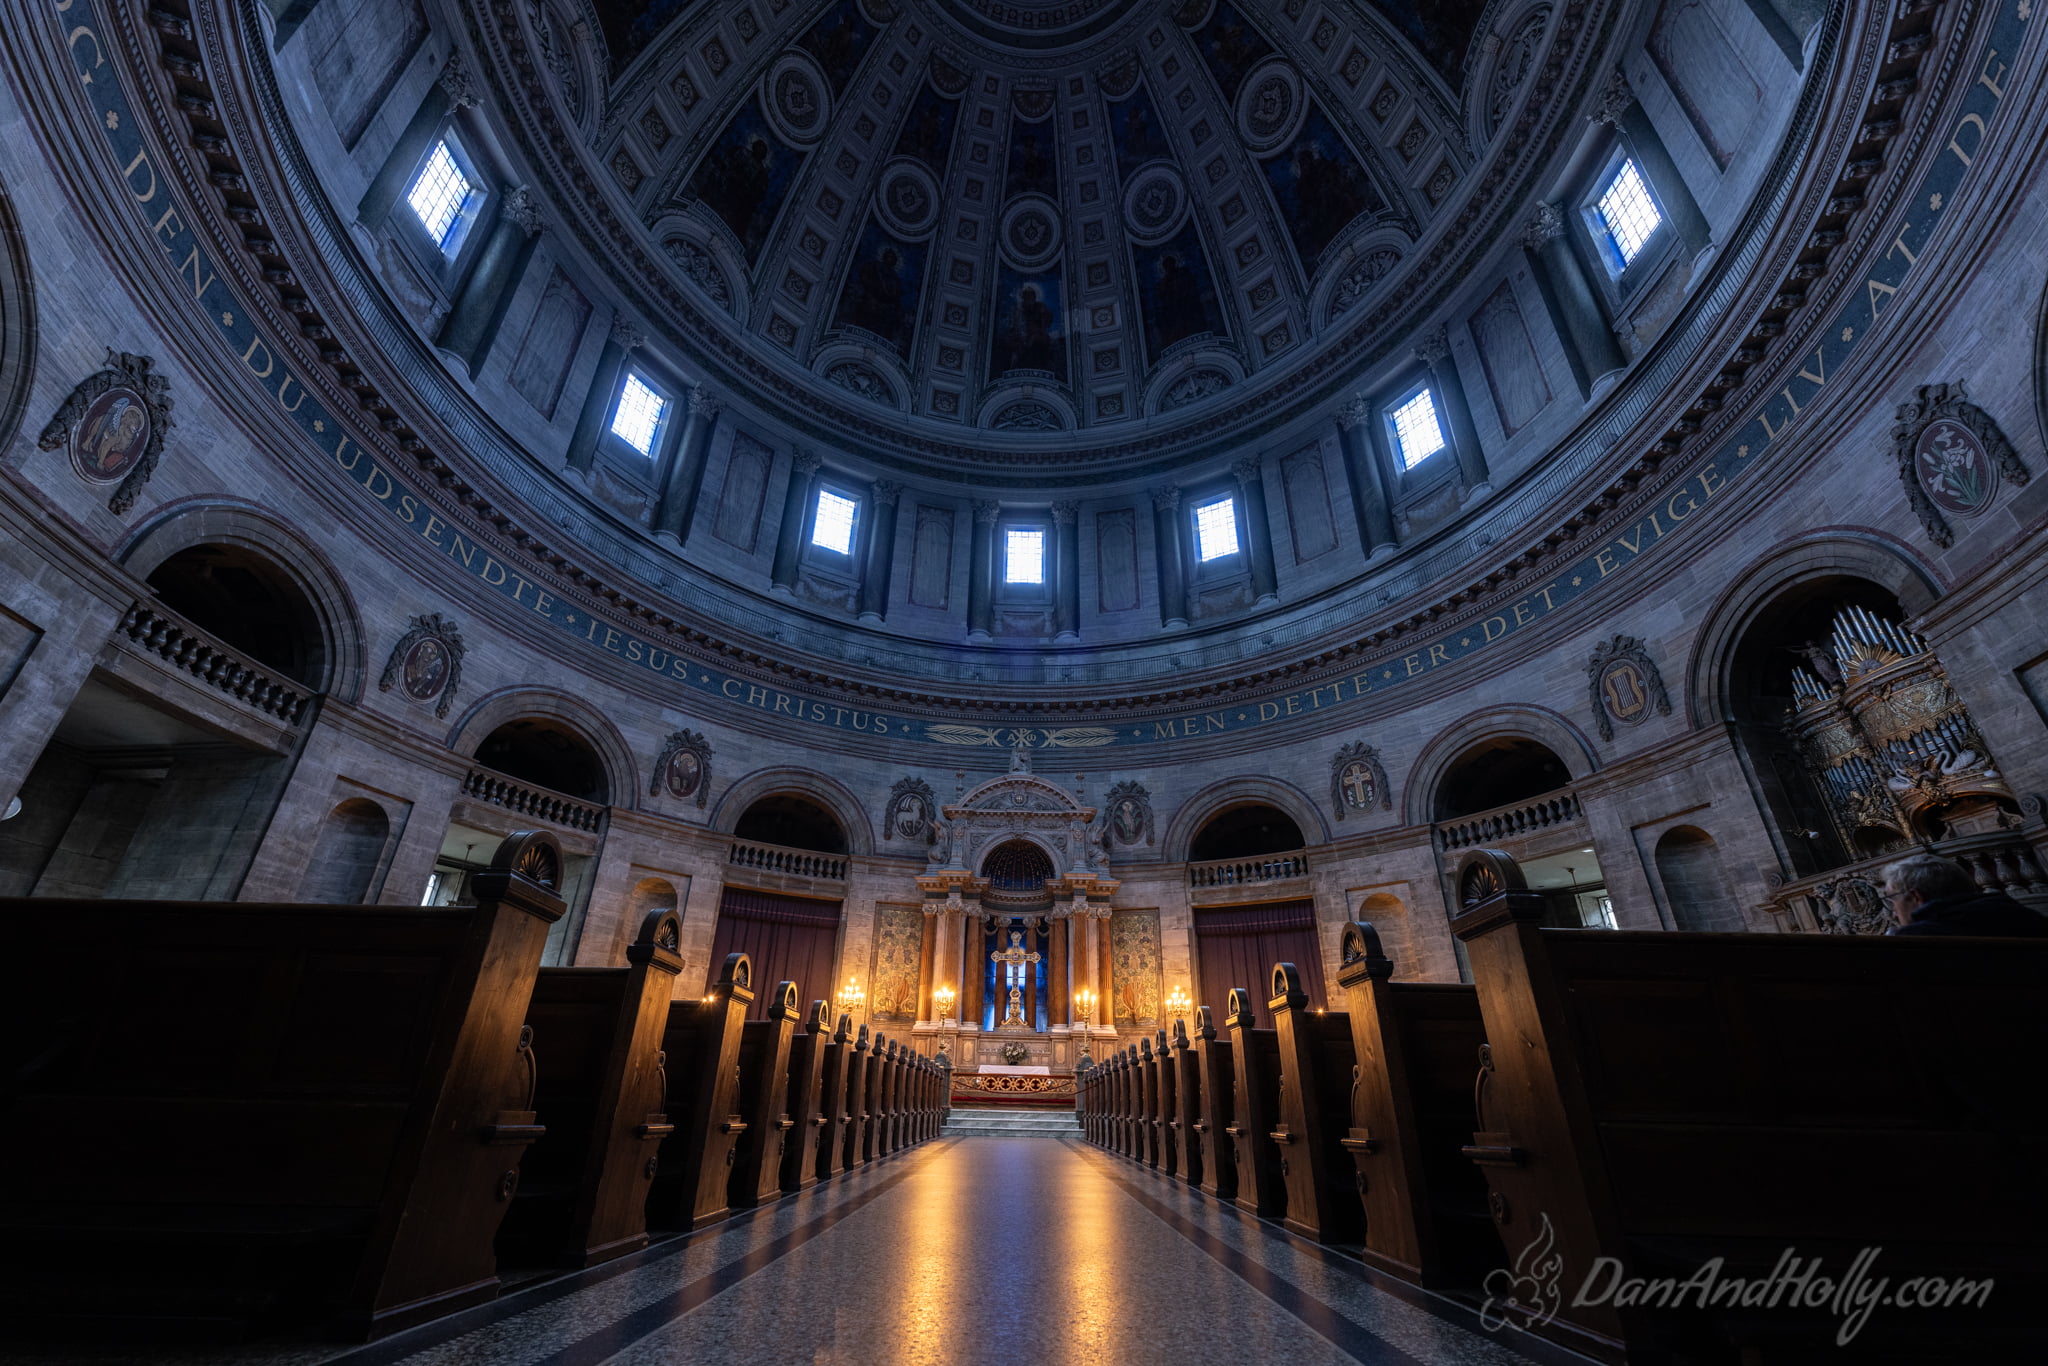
(928, 752, 1107, 881)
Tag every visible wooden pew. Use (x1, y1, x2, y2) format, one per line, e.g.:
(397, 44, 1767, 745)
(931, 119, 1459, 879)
(1333, 919, 1500, 1288)
(645, 953, 752, 1232)
(877, 1041, 899, 1156)
(1192, 1006, 1238, 1201)
(1452, 847, 2048, 1363)
(782, 1002, 833, 1192)
(1117, 1047, 1137, 1158)
(859, 1031, 885, 1165)
(730, 981, 801, 1209)
(1154, 1028, 1179, 1180)
(840, 1026, 872, 1169)
(1268, 962, 1364, 1246)
(1138, 1038, 1160, 1166)
(497, 907, 683, 1270)
(1224, 987, 1286, 1219)
(0, 830, 565, 1338)
(1170, 1018, 1204, 1188)
(814, 1012, 852, 1181)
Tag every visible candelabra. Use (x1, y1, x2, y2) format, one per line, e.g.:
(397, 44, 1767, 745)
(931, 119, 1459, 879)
(1074, 987, 1095, 1063)
(835, 975, 865, 1024)
(933, 983, 956, 1025)
(1164, 985, 1191, 1029)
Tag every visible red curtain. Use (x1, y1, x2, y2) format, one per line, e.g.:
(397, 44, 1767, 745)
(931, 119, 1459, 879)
(707, 888, 843, 1020)
(1191, 900, 1326, 1029)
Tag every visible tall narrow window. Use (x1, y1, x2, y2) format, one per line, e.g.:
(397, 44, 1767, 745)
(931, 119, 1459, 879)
(609, 371, 668, 457)
(1004, 527, 1045, 584)
(1193, 496, 1240, 561)
(811, 489, 859, 555)
(406, 140, 479, 252)
(1593, 158, 1661, 268)
(1389, 389, 1447, 470)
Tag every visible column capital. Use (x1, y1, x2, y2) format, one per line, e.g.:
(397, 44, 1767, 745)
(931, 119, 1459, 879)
(501, 185, 544, 237)
(1589, 67, 1635, 128)
(972, 498, 1002, 523)
(1520, 201, 1566, 250)
(438, 53, 480, 110)
(1336, 396, 1373, 431)
(1149, 485, 1181, 512)
(872, 478, 903, 505)
(1230, 455, 1262, 484)
(791, 446, 823, 476)
(608, 313, 645, 350)
(688, 387, 722, 420)
(1050, 499, 1079, 524)
(1413, 326, 1451, 367)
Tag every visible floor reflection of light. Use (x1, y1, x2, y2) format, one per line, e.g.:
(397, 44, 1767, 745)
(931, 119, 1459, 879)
(891, 1143, 976, 1366)
(1052, 1146, 1116, 1366)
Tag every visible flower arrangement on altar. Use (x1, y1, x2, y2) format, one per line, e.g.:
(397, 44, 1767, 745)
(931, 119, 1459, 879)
(1000, 1040, 1030, 1065)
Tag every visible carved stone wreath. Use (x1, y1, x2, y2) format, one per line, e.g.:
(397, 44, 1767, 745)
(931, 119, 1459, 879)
(1585, 634, 1673, 742)
(1891, 381, 2028, 548)
(650, 727, 713, 807)
(376, 613, 466, 719)
(37, 349, 175, 515)
(1330, 741, 1392, 818)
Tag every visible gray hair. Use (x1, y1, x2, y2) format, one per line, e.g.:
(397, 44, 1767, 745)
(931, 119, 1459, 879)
(1880, 853, 1976, 902)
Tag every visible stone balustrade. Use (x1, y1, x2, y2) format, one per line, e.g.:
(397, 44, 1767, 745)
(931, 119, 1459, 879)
(460, 768, 606, 832)
(1187, 851, 1309, 887)
(114, 601, 312, 725)
(1434, 790, 1583, 851)
(727, 838, 847, 880)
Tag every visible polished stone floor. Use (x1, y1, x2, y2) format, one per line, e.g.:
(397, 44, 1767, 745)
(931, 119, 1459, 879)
(2, 1137, 1588, 1366)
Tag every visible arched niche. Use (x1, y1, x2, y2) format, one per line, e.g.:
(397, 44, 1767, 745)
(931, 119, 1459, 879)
(628, 876, 681, 918)
(1404, 704, 1596, 826)
(1188, 804, 1306, 862)
(448, 688, 638, 811)
(711, 767, 874, 855)
(1162, 775, 1330, 861)
(1653, 826, 1745, 932)
(734, 793, 848, 855)
(299, 798, 391, 904)
(118, 501, 368, 699)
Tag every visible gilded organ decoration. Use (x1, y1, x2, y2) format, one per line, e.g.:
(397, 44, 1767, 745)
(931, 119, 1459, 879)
(650, 728, 713, 806)
(378, 614, 465, 719)
(1330, 741, 1392, 818)
(1890, 382, 2028, 548)
(37, 349, 174, 514)
(1585, 635, 1673, 741)
(1784, 606, 2012, 855)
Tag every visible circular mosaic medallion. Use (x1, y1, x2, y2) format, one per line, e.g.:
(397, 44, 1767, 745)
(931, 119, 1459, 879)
(663, 747, 704, 801)
(762, 50, 831, 148)
(1121, 162, 1188, 245)
(1914, 417, 1999, 517)
(1595, 657, 1654, 729)
(69, 385, 151, 485)
(1000, 193, 1063, 268)
(875, 157, 941, 238)
(1237, 58, 1306, 155)
(400, 636, 452, 704)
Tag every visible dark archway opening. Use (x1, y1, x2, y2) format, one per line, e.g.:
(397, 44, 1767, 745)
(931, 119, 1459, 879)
(474, 718, 610, 804)
(1189, 804, 1306, 861)
(1434, 738, 1571, 821)
(735, 794, 846, 853)
(146, 544, 325, 687)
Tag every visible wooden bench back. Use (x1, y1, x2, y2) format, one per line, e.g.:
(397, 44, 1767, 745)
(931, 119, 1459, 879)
(646, 952, 752, 1232)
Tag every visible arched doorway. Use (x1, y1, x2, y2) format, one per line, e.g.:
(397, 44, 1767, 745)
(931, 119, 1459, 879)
(710, 794, 847, 1018)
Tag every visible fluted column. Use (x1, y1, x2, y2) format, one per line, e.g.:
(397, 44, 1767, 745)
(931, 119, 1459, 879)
(653, 389, 721, 543)
(1231, 457, 1279, 605)
(1074, 909, 1097, 1030)
(1414, 329, 1490, 498)
(1521, 205, 1624, 398)
(1049, 912, 1069, 1029)
(967, 499, 999, 641)
(565, 314, 642, 475)
(938, 900, 964, 1022)
(770, 448, 821, 594)
(1097, 909, 1116, 1032)
(1052, 501, 1081, 641)
(963, 902, 986, 1029)
(438, 185, 543, 377)
(1151, 487, 1187, 629)
(1336, 401, 1397, 559)
(858, 480, 901, 623)
(1592, 68, 1711, 258)
(916, 906, 938, 1025)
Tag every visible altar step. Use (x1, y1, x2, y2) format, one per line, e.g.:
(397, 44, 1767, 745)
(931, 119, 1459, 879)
(942, 1107, 1082, 1138)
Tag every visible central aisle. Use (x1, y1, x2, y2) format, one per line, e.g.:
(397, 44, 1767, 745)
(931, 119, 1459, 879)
(321, 1137, 1579, 1366)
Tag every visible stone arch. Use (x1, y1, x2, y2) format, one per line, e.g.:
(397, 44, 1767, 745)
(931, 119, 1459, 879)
(299, 798, 392, 904)
(1653, 825, 1745, 932)
(117, 499, 368, 700)
(1686, 529, 1942, 728)
(1162, 775, 1332, 862)
(446, 687, 639, 811)
(628, 876, 681, 918)
(710, 766, 874, 856)
(1403, 704, 1598, 826)
(0, 173, 34, 459)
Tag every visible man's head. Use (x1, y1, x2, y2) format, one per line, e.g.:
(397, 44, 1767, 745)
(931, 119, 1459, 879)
(1879, 853, 1977, 925)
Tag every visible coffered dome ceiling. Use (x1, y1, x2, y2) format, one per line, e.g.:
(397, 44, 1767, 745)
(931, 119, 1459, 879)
(499, 0, 1579, 480)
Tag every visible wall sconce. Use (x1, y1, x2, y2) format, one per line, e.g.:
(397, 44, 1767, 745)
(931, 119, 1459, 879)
(933, 984, 956, 1023)
(1165, 986, 1191, 1024)
(836, 976, 865, 1015)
